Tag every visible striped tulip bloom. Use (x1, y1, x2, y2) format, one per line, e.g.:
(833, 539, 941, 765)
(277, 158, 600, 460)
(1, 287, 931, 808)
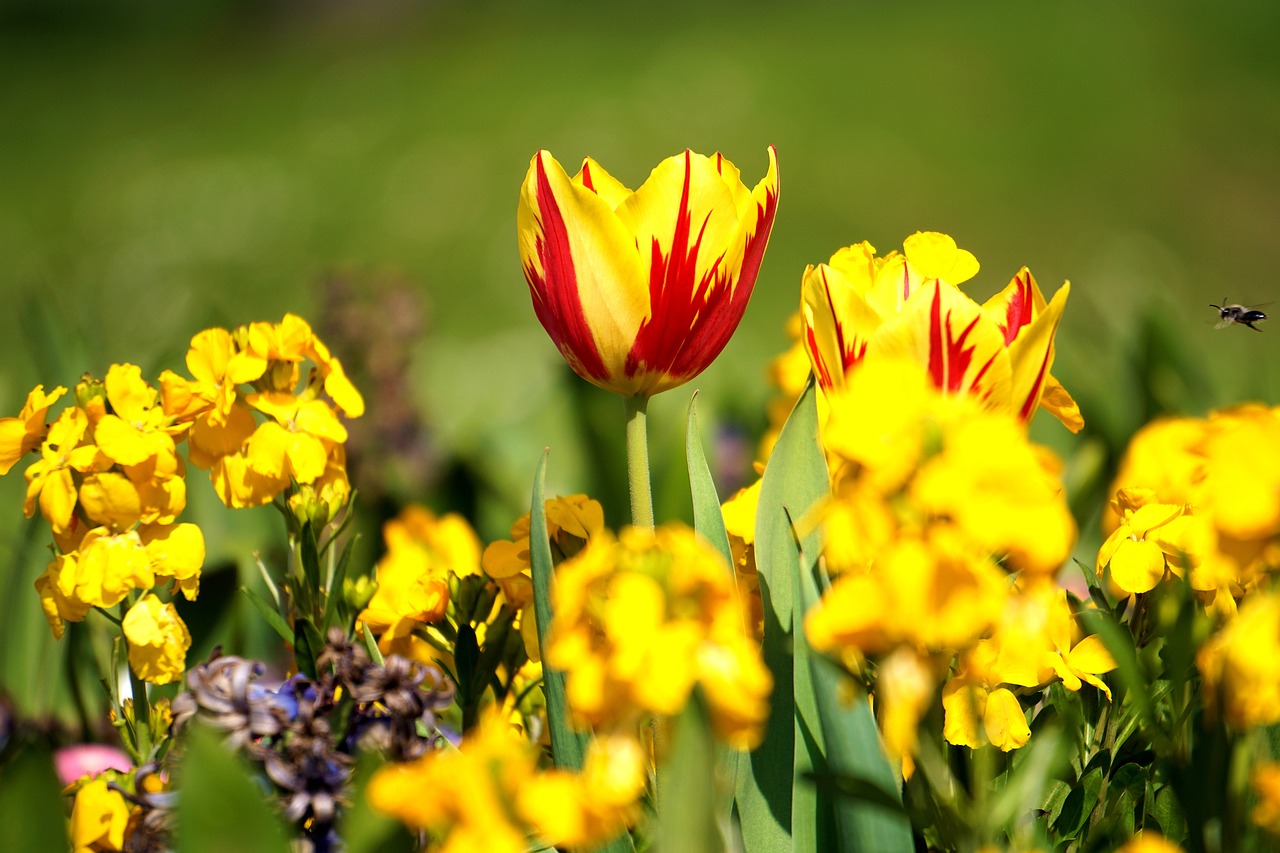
(518, 147, 779, 397)
(801, 233, 1083, 432)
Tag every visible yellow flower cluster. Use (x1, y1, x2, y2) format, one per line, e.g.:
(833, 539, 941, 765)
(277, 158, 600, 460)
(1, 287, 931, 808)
(160, 313, 363, 511)
(546, 523, 772, 751)
(369, 710, 644, 853)
(0, 314, 362, 686)
(1101, 405, 1280, 614)
(804, 359, 1104, 758)
(483, 493, 604, 661)
(359, 504, 483, 653)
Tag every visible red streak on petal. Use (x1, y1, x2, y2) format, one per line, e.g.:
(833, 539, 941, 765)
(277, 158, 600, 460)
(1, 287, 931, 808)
(901, 265, 912, 303)
(581, 160, 596, 193)
(524, 154, 609, 382)
(805, 324, 835, 390)
(625, 151, 779, 390)
(927, 286, 988, 393)
(999, 270, 1035, 344)
(1018, 352, 1052, 421)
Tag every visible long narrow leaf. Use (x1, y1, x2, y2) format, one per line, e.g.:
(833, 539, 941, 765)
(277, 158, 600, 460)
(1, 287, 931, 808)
(794, 511, 915, 852)
(528, 449, 588, 771)
(685, 392, 733, 569)
(657, 690, 724, 853)
(241, 586, 294, 645)
(736, 376, 825, 853)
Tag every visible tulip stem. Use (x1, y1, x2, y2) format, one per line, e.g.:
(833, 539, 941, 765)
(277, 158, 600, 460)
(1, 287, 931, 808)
(625, 395, 655, 529)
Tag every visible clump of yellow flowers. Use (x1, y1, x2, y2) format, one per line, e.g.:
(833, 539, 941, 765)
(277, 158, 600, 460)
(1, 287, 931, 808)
(0, 313, 362, 691)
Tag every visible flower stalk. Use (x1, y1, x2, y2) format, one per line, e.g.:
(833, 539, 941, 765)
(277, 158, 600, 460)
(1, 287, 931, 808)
(624, 395, 655, 530)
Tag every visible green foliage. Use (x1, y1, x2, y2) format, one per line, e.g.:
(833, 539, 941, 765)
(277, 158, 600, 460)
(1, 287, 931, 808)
(174, 724, 290, 853)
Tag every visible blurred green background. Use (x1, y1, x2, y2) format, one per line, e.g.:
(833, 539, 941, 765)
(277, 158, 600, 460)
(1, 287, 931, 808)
(2, 0, 1280, 730)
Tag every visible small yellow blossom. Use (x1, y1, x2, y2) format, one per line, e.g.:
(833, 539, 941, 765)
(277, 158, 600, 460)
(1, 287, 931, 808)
(23, 407, 101, 534)
(360, 505, 483, 650)
(122, 594, 192, 684)
(0, 384, 67, 475)
(68, 777, 132, 853)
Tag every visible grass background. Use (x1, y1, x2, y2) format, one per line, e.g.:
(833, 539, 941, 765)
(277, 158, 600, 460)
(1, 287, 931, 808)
(2, 0, 1279, 724)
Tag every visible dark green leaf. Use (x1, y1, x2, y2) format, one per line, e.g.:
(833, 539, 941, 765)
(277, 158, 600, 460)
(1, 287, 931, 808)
(241, 586, 294, 645)
(1053, 763, 1104, 840)
(174, 724, 290, 853)
(1152, 784, 1186, 841)
(293, 617, 324, 679)
(322, 535, 358, 633)
(528, 449, 588, 771)
(361, 621, 385, 666)
(685, 392, 734, 571)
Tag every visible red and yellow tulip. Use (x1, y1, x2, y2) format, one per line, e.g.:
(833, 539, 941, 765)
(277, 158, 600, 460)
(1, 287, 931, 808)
(800, 233, 1083, 431)
(518, 147, 779, 397)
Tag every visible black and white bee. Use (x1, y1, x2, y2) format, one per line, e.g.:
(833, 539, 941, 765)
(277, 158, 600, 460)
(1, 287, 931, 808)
(1210, 299, 1268, 332)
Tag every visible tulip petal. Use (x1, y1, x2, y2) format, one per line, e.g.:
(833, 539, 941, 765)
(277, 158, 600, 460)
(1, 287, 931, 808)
(801, 263, 883, 390)
(1004, 277, 1069, 422)
(622, 147, 779, 393)
(868, 281, 1012, 406)
(902, 232, 979, 286)
(519, 151, 647, 388)
(1039, 373, 1084, 433)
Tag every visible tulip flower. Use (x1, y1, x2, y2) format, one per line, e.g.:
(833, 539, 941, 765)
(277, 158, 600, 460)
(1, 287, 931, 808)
(518, 147, 779, 398)
(801, 233, 1083, 432)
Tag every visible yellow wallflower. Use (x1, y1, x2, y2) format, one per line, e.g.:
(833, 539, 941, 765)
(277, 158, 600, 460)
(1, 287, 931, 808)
(122, 594, 192, 684)
(91, 364, 181, 472)
(0, 384, 66, 475)
(23, 407, 101, 535)
(482, 493, 604, 660)
(68, 777, 132, 853)
(359, 505, 483, 650)
(546, 524, 771, 749)
(1198, 590, 1280, 728)
(370, 709, 638, 853)
(1098, 489, 1199, 596)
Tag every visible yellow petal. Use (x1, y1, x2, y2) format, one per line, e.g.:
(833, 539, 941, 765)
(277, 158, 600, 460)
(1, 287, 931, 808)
(1109, 538, 1166, 594)
(801, 263, 883, 391)
(902, 231, 979, 285)
(983, 687, 1031, 751)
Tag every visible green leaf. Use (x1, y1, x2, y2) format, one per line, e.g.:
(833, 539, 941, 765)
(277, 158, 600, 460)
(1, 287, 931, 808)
(1054, 751, 1107, 840)
(796, 519, 913, 852)
(657, 690, 724, 853)
(1152, 784, 1186, 841)
(736, 379, 827, 853)
(293, 617, 324, 679)
(528, 449, 588, 771)
(1078, 608, 1165, 750)
(685, 392, 733, 571)
(361, 621, 385, 666)
(241, 586, 294, 645)
(322, 535, 357, 633)
(0, 741, 66, 851)
(174, 724, 290, 853)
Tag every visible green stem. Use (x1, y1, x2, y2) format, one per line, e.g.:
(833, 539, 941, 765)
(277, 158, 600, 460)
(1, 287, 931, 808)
(624, 394, 655, 529)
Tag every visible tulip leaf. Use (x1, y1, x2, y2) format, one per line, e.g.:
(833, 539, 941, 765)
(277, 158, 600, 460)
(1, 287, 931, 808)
(174, 723, 291, 853)
(657, 689, 724, 853)
(794, 511, 913, 852)
(736, 376, 827, 853)
(685, 392, 733, 570)
(529, 449, 588, 771)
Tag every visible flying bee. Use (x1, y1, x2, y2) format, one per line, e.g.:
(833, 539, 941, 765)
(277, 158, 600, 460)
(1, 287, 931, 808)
(1210, 298, 1268, 331)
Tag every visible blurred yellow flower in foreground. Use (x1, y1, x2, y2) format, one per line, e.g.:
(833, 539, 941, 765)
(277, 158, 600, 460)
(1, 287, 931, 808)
(546, 523, 770, 749)
(68, 777, 132, 853)
(1198, 589, 1280, 728)
(369, 709, 640, 852)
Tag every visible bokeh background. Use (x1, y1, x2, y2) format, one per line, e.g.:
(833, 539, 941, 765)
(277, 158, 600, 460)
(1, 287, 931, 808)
(3, 0, 1280, 726)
